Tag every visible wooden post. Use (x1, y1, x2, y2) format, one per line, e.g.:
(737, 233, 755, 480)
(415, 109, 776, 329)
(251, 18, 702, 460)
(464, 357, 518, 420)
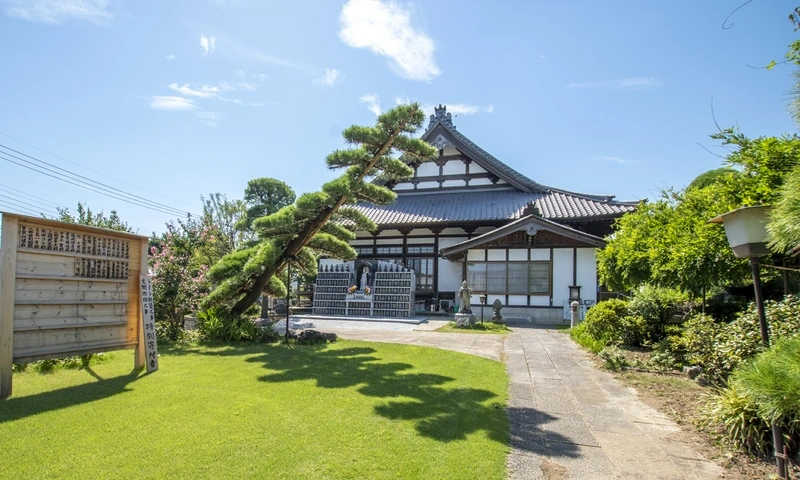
(134, 238, 149, 370)
(0, 215, 19, 398)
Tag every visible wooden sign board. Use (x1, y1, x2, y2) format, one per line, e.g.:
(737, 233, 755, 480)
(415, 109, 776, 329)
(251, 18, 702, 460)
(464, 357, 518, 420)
(139, 276, 159, 372)
(0, 212, 151, 398)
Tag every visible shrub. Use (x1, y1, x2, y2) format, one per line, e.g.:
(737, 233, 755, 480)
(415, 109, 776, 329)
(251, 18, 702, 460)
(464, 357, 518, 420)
(569, 321, 607, 354)
(627, 285, 690, 343)
(702, 383, 775, 456)
(618, 315, 648, 347)
(584, 298, 629, 343)
(702, 337, 800, 456)
(734, 336, 800, 427)
(679, 296, 800, 383)
(196, 307, 278, 343)
(598, 346, 628, 371)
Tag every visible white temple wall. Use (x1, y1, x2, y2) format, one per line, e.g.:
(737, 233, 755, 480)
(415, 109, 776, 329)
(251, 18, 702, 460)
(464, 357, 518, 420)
(416, 163, 439, 177)
(576, 248, 598, 304)
(442, 160, 464, 175)
(551, 249, 573, 306)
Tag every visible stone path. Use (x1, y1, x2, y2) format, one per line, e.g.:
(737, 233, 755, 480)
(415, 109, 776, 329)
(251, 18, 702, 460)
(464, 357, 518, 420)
(505, 325, 722, 479)
(280, 318, 723, 479)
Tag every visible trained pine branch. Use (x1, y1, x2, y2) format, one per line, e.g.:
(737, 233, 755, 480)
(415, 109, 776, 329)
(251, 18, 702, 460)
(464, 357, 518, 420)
(202, 103, 437, 316)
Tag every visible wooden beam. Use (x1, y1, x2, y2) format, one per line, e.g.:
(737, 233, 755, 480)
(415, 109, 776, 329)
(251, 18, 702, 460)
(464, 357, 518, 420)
(0, 214, 19, 398)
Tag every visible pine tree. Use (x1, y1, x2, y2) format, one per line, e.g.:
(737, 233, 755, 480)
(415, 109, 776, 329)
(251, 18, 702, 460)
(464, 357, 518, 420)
(202, 103, 437, 316)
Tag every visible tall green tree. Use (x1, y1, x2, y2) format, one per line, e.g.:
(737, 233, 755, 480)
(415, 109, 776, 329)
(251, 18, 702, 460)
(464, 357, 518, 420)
(600, 130, 800, 297)
(201, 193, 247, 255)
(237, 178, 296, 233)
(202, 104, 437, 316)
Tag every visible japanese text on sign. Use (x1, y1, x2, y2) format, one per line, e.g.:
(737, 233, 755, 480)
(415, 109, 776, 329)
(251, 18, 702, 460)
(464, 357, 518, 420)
(139, 275, 159, 372)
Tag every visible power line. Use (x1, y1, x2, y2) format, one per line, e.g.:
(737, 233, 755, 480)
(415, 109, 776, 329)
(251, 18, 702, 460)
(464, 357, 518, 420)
(0, 144, 192, 216)
(0, 151, 192, 217)
(0, 200, 49, 218)
(0, 131, 202, 210)
(0, 182, 67, 209)
(0, 183, 160, 234)
(0, 193, 59, 216)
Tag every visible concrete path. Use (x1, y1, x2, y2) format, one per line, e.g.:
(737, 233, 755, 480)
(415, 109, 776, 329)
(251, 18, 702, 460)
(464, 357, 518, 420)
(505, 325, 722, 480)
(280, 318, 723, 479)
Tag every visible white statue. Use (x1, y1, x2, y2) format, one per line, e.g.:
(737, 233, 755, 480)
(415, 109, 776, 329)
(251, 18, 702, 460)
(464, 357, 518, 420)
(360, 266, 369, 290)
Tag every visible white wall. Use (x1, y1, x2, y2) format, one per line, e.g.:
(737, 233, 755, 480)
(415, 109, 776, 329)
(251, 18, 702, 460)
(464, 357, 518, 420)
(416, 163, 439, 177)
(470, 164, 488, 174)
(576, 248, 598, 304)
(552, 248, 573, 305)
(442, 160, 464, 175)
(394, 182, 414, 190)
(469, 178, 493, 186)
(438, 258, 462, 292)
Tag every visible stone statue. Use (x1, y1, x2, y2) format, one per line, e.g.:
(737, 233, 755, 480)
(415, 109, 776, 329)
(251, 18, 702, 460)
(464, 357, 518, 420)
(457, 280, 472, 314)
(360, 266, 369, 290)
(491, 299, 504, 324)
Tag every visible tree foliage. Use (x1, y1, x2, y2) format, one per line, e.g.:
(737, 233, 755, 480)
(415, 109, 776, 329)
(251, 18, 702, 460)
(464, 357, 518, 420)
(57, 202, 132, 233)
(150, 218, 212, 340)
(768, 163, 800, 254)
(600, 130, 800, 296)
(201, 193, 247, 255)
(237, 178, 296, 233)
(203, 104, 437, 316)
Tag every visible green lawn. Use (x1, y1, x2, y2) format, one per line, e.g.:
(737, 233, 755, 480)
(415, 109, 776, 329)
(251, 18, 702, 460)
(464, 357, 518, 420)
(0, 341, 509, 479)
(435, 321, 511, 334)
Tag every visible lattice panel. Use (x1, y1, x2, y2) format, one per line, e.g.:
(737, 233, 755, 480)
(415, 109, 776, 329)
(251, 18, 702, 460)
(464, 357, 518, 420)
(18, 225, 130, 259)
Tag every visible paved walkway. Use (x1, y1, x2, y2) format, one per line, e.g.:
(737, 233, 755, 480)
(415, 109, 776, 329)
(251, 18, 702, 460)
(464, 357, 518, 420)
(504, 325, 722, 480)
(284, 318, 723, 479)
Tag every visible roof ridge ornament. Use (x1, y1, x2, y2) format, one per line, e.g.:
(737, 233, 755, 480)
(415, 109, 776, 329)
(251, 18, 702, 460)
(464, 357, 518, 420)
(429, 104, 455, 130)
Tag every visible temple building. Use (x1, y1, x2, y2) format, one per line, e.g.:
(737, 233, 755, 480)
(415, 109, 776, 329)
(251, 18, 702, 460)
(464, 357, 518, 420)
(327, 105, 638, 321)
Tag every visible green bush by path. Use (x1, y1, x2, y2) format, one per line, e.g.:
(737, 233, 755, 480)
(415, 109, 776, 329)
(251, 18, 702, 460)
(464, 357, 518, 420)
(0, 341, 509, 479)
(702, 336, 800, 456)
(678, 295, 800, 383)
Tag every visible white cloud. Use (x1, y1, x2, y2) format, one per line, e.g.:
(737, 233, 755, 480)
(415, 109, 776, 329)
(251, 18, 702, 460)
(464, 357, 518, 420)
(313, 69, 341, 87)
(219, 81, 257, 91)
(200, 34, 216, 57)
(533, 52, 545, 59)
(589, 156, 636, 164)
(166, 54, 175, 60)
(3, 0, 113, 24)
(339, 0, 440, 81)
(169, 83, 219, 98)
(224, 37, 303, 69)
(568, 77, 663, 90)
(149, 96, 197, 110)
(485, 104, 494, 113)
(196, 111, 226, 126)
(360, 94, 381, 116)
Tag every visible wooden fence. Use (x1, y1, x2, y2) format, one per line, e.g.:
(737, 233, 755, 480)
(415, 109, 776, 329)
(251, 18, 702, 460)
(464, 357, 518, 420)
(0, 212, 151, 397)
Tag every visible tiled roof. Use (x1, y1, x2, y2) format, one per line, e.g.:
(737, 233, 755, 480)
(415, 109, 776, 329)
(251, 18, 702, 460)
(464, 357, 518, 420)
(354, 189, 637, 226)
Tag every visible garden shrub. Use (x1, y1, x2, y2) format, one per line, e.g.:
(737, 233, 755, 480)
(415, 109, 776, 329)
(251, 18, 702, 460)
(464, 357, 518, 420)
(598, 346, 628, 371)
(734, 336, 800, 431)
(569, 322, 607, 354)
(583, 298, 629, 343)
(679, 295, 800, 383)
(627, 285, 690, 343)
(196, 307, 278, 343)
(617, 315, 648, 347)
(702, 336, 800, 456)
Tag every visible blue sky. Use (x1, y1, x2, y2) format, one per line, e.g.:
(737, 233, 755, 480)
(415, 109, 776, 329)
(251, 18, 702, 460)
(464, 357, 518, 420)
(0, 0, 798, 236)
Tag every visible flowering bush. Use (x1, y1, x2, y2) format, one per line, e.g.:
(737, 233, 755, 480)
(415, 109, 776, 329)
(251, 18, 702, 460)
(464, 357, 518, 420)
(348, 285, 357, 294)
(151, 218, 213, 340)
(364, 286, 371, 296)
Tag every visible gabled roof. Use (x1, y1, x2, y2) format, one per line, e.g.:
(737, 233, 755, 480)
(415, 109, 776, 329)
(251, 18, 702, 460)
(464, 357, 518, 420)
(421, 105, 636, 204)
(440, 214, 606, 260)
(355, 105, 638, 229)
(353, 188, 636, 226)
